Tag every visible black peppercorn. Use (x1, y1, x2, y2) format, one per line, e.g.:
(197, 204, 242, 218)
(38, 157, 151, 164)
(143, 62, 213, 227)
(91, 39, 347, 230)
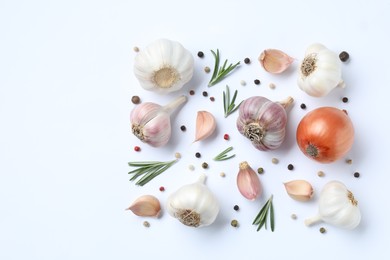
(342, 97, 349, 103)
(319, 227, 326, 233)
(195, 152, 201, 158)
(131, 95, 141, 104)
(254, 79, 261, 85)
(189, 90, 195, 95)
(197, 51, 204, 58)
(201, 162, 208, 169)
(180, 125, 186, 131)
(257, 167, 264, 174)
(287, 164, 294, 170)
(354, 172, 360, 178)
(339, 51, 350, 62)
(244, 58, 251, 64)
(210, 97, 215, 102)
(231, 219, 239, 227)
(202, 91, 208, 97)
(233, 205, 239, 211)
(300, 103, 306, 109)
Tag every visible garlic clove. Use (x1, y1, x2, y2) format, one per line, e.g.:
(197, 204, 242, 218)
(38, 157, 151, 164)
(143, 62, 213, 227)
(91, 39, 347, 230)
(237, 161, 262, 200)
(284, 180, 314, 201)
(194, 111, 217, 142)
(259, 49, 294, 74)
(126, 195, 161, 217)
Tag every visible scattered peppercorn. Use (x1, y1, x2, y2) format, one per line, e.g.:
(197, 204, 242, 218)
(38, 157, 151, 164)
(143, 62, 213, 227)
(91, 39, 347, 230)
(269, 83, 276, 89)
(339, 51, 349, 62)
(346, 159, 353, 164)
(317, 171, 325, 177)
(319, 227, 326, 233)
(342, 97, 349, 103)
(210, 96, 215, 102)
(300, 103, 307, 109)
(244, 57, 251, 64)
(223, 134, 230, 140)
(272, 158, 279, 164)
(254, 79, 261, 85)
(202, 91, 208, 97)
(180, 125, 186, 131)
(159, 186, 165, 192)
(197, 51, 204, 58)
(189, 90, 195, 95)
(201, 162, 208, 169)
(233, 205, 239, 211)
(291, 214, 297, 220)
(257, 167, 264, 174)
(175, 152, 181, 159)
(134, 146, 141, 152)
(131, 95, 141, 104)
(240, 80, 246, 86)
(354, 172, 360, 178)
(287, 164, 294, 170)
(133, 46, 140, 52)
(231, 219, 239, 227)
(143, 221, 150, 228)
(204, 66, 211, 73)
(220, 172, 226, 177)
(195, 152, 201, 158)
(188, 164, 195, 171)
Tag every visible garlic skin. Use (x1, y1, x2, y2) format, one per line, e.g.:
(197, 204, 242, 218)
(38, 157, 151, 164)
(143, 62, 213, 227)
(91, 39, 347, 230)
(237, 161, 262, 200)
(259, 49, 294, 74)
(166, 174, 219, 228)
(298, 43, 345, 97)
(194, 111, 217, 142)
(284, 180, 314, 201)
(126, 195, 161, 217)
(133, 39, 194, 94)
(130, 95, 187, 147)
(305, 180, 361, 229)
(236, 96, 294, 151)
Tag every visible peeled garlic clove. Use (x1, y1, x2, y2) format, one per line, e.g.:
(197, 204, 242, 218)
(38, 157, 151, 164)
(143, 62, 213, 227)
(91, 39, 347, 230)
(126, 195, 161, 217)
(237, 161, 262, 200)
(284, 180, 314, 201)
(259, 49, 294, 74)
(194, 111, 216, 142)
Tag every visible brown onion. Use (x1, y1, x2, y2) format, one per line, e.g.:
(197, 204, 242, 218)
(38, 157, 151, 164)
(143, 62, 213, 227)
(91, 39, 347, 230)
(296, 107, 354, 163)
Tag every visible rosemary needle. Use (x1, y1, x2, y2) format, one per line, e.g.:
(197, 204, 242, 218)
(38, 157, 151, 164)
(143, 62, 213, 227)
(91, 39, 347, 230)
(252, 195, 275, 232)
(223, 85, 242, 118)
(128, 159, 178, 186)
(213, 146, 235, 161)
(208, 49, 240, 87)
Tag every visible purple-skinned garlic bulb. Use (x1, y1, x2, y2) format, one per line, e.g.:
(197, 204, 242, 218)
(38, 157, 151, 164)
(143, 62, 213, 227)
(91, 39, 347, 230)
(131, 95, 187, 147)
(236, 96, 293, 151)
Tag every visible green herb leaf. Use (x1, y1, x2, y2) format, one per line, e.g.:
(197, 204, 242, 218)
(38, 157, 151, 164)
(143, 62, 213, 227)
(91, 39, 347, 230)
(208, 49, 240, 87)
(213, 146, 235, 161)
(223, 85, 242, 118)
(128, 159, 178, 186)
(252, 195, 275, 232)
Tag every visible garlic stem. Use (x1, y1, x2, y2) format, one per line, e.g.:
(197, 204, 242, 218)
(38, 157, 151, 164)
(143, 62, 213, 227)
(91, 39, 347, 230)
(162, 95, 187, 114)
(304, 214, 322, 226)
(279, 96, 294, 110)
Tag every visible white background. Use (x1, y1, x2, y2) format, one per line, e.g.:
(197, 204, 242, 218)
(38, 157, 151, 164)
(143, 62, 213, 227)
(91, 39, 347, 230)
(1, 0, 390, 259)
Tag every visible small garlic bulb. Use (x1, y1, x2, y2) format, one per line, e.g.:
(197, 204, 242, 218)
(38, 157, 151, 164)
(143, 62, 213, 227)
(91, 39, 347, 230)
(133, 39, 194, 94)
(130, 95, 187, 147)
(305, 180, 361, 229)
(166, 174, 219, 228)
(298, 43, 345, 97)
(236, 96, 294, 151)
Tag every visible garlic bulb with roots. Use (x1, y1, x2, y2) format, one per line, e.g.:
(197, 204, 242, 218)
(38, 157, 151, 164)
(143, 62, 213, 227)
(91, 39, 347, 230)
(133, 39, 194, 94)
(166, 174, 219, 228)
(305, 180, 361, 229)
(130, 95, 187, 147)
(298, 43, 345, 97)
(236, 96, 294, 151)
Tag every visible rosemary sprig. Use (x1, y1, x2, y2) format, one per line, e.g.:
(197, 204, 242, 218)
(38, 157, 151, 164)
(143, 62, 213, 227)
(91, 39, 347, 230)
(223, 85, 242, 118)
(213, 146, 235, 161)
(252, 195, 275, 232)
(128, 159, 178, 186)
(208, 49, 240, 87)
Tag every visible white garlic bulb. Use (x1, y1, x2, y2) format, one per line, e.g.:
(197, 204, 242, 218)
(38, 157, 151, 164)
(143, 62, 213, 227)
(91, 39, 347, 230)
(305, 180, 361, 229)
(298, 43, 345, 97)
(166, 174, 219, 228)
(133, 39, 194, 94)
(130, 95, 187, 147)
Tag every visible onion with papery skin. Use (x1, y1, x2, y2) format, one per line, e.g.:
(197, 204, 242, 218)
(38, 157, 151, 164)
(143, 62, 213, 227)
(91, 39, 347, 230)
(296, 107, 354, 163)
